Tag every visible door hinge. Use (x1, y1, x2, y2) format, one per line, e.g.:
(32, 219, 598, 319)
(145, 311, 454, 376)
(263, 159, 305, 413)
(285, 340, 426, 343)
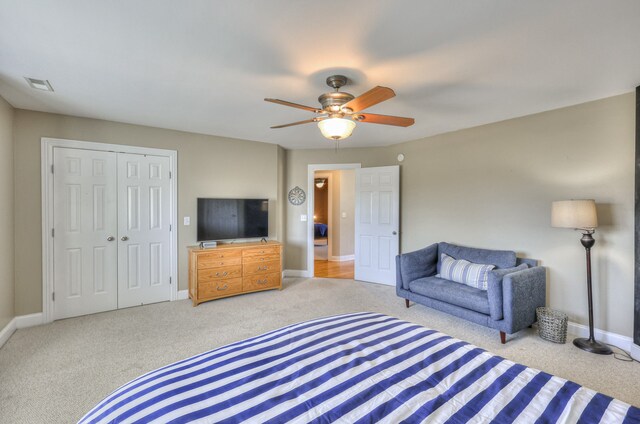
(169, 277, 172, 285)
(51, 228, 55, 237)
(169, 225, 172, 232)
(51, 164, 54, 174)
(52, 292, 55, 301)
(169, 171, 172, 179)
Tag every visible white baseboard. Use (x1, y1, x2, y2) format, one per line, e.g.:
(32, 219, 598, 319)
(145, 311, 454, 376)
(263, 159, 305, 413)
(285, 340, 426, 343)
(0, 312, 44, 349)
(631, 343, 640, 361)
(0, 318, 17, 349)
(176, 290, 189, 300)
(16, 313, 43, 329)
(283, 269, 312, 278)
(328, 255, 355, 262)
(567, 321, 633, 352)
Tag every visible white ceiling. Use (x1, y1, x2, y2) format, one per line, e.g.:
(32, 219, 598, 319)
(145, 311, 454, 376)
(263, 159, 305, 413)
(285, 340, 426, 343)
(1, 1, 639, 149)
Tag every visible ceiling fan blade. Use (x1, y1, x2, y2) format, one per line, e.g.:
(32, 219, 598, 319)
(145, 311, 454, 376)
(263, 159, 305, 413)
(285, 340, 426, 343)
(270, 118, 321, 129)
(341, 86, 395, 113)
(265, 98, 322, 113)
(354, 113, 414, 127)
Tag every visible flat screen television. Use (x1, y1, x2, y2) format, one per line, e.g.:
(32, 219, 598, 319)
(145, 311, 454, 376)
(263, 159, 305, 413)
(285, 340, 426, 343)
(197, 198, 268, 241)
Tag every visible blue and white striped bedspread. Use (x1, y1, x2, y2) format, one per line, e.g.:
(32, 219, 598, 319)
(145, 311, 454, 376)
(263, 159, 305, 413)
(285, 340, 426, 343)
(80, 312, 640, 423)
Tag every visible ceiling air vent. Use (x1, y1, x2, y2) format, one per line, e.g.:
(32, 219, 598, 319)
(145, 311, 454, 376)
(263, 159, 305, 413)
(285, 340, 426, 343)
(24, 77, 54, 92)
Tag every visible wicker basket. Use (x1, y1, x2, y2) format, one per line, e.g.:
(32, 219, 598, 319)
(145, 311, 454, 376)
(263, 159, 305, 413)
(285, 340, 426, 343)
(536, 307, 568, 344)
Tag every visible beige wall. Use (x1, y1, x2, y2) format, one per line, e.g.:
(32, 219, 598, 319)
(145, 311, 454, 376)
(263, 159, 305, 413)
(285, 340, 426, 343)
(285, 93, 635, 337)
(328, 171, 341, 256)
(337, 169, 355, 257)
(8, 92, 635, 337)
(390, 93, 635, 337)
(13, 110, 282, 316)
(0, 96, 14, 329)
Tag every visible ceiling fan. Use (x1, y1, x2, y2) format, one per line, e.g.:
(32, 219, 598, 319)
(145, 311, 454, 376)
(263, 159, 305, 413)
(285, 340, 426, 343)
(265, 75, 415, 141)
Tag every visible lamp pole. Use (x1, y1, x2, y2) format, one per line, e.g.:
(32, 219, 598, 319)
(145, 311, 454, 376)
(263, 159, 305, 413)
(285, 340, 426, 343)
(573, 231, 612, 355)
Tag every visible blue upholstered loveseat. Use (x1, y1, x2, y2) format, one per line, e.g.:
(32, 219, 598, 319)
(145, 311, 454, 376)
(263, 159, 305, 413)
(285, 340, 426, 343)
(396, 242, 546, 343)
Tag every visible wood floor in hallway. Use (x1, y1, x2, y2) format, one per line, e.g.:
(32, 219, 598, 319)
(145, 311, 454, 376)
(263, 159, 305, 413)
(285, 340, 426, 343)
(314, 259, 354, 279)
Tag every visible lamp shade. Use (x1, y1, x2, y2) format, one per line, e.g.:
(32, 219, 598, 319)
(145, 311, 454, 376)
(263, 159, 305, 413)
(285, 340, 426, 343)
(318, 118, 356, 140)
(551, 199, 598, 229)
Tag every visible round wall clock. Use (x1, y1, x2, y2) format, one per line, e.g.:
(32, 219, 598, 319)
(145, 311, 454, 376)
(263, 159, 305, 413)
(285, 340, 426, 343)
(288, 186, 306, 205)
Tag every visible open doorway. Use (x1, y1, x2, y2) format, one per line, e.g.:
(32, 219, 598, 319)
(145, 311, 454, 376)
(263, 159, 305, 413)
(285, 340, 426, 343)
(312, 169, 355, 279)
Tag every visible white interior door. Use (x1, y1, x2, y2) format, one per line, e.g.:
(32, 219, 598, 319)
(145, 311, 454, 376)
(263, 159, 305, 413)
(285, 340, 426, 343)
(354, 166, 399, 285)
(53, 148, 118, 319)
(117, 153, 172, 308)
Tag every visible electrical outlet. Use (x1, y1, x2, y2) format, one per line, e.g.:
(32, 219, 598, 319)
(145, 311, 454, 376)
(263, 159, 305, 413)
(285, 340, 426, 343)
(183, 216, 190, 226)
(300, 214, 308, 222)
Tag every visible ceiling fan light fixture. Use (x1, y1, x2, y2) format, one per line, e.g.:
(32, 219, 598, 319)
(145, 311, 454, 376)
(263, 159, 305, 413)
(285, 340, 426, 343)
(318, 118, 356, 140)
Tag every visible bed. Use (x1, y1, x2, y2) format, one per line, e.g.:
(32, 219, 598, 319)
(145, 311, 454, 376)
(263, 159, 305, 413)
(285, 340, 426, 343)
(314, 223, 328, 239)
(80, 312, 639, 423)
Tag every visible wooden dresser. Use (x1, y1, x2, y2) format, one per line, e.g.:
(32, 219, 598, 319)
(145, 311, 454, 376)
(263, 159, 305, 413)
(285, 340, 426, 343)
(188, 241, 282, 306)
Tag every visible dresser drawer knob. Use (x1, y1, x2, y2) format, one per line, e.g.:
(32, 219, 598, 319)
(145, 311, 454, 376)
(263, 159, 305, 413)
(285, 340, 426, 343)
(217, 284, 228, 291)
(257, 279, 268, 285)
(257, 266, 268, 271)
(215, 271, 228, 277)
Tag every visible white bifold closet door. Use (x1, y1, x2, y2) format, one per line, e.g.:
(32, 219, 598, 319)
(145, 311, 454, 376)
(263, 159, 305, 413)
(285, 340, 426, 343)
(53, 148, 119, 319)
(117, 153, 171, 308)
(52, 147, 171, 320)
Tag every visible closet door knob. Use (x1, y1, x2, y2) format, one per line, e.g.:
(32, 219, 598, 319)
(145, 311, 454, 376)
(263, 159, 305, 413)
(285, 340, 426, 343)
(121, 236, 129, 241)
(107, 236, 115, 241)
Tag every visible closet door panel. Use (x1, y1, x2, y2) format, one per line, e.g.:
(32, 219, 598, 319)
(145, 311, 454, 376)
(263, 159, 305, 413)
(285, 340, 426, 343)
(52, 148, 118, 319)
(117, 153, 172, 307)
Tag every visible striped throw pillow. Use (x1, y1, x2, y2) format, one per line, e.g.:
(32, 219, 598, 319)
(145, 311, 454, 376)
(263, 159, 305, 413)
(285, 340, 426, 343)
(439, 253, 496, 290)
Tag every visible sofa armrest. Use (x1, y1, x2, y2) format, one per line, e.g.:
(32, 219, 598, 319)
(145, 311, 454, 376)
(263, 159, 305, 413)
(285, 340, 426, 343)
(396, 243, 438, 291)
(502, 266, 546, 333)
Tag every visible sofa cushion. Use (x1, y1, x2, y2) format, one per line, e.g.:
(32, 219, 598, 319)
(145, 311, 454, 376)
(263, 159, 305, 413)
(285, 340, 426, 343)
(409, 276, 490, 315)
(437, 242, 517, 272)
(439, 253, 495, 290)
(487, 263, 529, 320)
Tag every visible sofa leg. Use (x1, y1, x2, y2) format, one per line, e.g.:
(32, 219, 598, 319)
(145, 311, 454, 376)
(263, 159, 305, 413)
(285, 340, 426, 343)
(405, 299, 410, 308)
(500, 331, 506, 344)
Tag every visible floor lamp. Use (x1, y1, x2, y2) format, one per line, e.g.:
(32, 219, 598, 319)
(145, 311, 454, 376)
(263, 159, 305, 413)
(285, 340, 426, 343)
(551, 199, 612, 355)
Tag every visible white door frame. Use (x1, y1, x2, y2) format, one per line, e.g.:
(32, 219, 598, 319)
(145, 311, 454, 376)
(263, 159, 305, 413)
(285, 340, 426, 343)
(307, 163, 360, 278)
(41, 137, 178, 324)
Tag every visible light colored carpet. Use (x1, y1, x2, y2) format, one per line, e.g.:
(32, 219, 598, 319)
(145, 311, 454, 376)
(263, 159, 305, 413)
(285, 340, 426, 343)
(1, 277, 639, 423)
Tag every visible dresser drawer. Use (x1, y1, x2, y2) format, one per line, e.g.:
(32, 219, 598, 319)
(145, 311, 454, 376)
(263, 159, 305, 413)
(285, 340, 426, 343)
(198, 277, 243, 298)
(243, 246, 280, 258)
(243, 272, 281, 291)
(243, 253, 280, 264)
(197, 251, 242, 269)
(198, 265, 242, 282)
(243, 260, 281, 276)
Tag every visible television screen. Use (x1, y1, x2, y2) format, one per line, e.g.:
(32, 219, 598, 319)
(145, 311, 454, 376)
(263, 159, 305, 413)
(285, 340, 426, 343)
(197, 198, 268, 241)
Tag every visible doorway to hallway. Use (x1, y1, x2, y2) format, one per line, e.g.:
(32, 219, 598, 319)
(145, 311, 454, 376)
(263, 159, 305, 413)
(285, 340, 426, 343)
(312, 168, 355, 279)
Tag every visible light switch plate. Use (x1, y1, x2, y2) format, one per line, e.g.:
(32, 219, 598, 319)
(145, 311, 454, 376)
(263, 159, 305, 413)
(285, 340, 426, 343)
(341, 212, 347, 218)
(300, 214, 308, 222)
(183, 216, 190, 225)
